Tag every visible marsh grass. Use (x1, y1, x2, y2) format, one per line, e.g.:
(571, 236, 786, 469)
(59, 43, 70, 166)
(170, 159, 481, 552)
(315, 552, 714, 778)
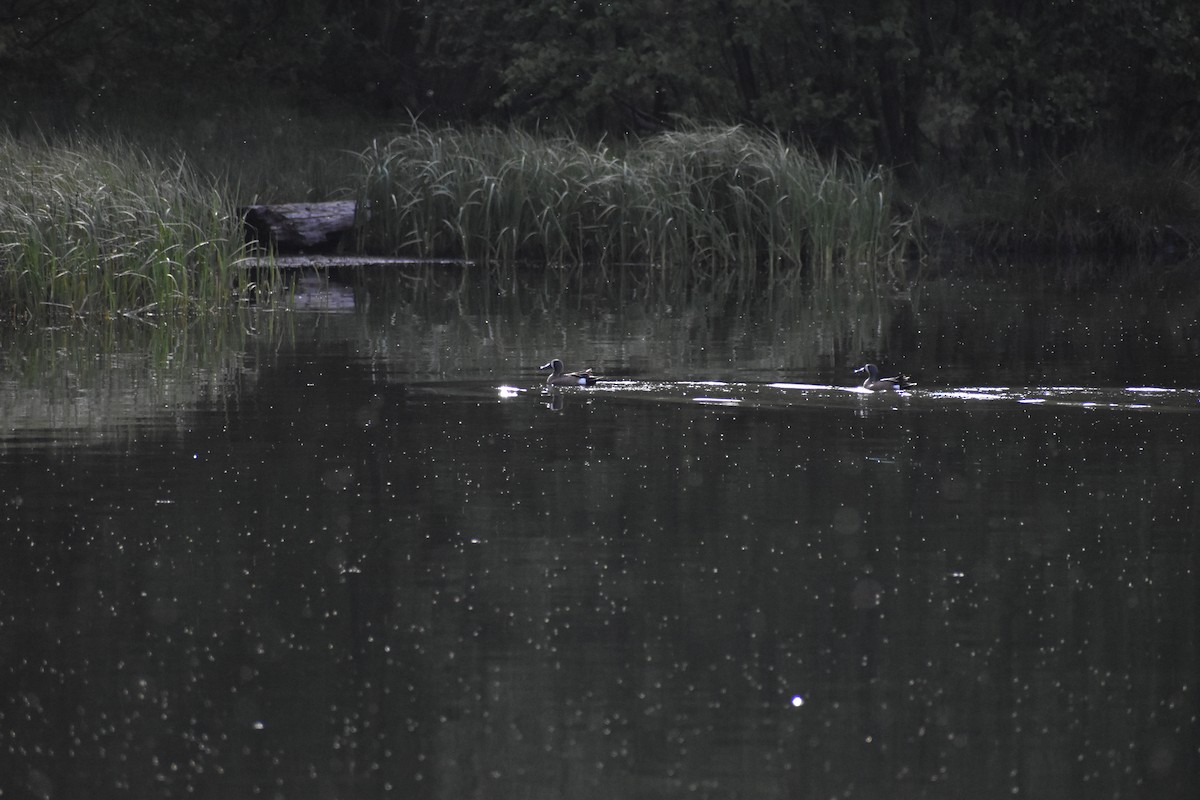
(356, 124, 918, 298)
(0, 133, 264, 319)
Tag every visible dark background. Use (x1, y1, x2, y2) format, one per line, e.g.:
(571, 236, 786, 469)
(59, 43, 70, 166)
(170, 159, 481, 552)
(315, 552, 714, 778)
(6, 0, 1198, 169)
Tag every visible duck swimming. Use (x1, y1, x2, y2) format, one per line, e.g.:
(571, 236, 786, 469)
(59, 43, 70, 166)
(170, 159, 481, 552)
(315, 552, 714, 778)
(854, 363, 915, 391)
(540, 358, 600, 386)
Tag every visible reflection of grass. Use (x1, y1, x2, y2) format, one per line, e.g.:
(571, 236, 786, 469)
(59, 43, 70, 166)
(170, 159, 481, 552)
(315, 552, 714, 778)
(348, 264, 900, 377)
(0, 134, 264, 318)
(0, 264, 901, 440)
(356, 124, 919, 298)
(0, 310, 288, 437)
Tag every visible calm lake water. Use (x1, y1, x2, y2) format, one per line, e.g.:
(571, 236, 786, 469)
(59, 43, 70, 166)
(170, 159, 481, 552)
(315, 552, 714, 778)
(1, 270, 1197, 799)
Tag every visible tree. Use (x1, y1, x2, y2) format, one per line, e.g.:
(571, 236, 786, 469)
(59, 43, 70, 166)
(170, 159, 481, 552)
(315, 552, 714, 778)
(5, 0, 1198, 168)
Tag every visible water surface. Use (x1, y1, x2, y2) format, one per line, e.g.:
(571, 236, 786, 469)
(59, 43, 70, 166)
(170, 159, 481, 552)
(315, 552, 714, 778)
(1, 273, 1197, 799)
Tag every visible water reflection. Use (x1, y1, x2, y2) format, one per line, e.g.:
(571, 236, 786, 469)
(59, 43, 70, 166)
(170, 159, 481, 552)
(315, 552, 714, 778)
(0, 313, 269, 441)
(0, 272, 1197, 799)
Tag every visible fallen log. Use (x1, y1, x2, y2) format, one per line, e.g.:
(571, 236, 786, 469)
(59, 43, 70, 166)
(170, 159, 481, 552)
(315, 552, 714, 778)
(244, 254, 472, 270)
(240, 200, 357, 252)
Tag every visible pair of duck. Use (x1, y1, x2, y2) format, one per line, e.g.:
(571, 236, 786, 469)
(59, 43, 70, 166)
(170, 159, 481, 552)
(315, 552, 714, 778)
(541, 359, 915, 392)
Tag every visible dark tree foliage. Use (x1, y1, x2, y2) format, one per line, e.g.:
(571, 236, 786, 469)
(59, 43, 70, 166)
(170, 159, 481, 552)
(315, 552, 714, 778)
(3, 0, 1197, 165)
(2, 0, 330, 125)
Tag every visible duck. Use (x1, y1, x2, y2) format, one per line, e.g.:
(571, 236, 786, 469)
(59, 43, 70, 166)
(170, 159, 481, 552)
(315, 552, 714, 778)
(540, 358, 600, 386)
(854, 363, 915, 391)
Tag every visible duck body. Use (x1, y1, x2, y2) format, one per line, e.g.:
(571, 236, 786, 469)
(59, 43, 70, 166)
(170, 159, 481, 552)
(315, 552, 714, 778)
(854, 363, 915, 391)
(540, 358, 599, 386)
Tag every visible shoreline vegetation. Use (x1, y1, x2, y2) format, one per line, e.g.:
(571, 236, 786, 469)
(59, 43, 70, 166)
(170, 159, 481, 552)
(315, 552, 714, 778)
(6, 1, 1200, 319)
(2, 120, 1198, 320)
(357, 125, 915, 298)
(0, 134, 261, 320)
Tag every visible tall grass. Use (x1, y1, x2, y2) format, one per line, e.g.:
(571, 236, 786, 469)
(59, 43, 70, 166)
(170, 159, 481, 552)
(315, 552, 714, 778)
(356, 124, 918, 297)
(0, 133, 258, 319)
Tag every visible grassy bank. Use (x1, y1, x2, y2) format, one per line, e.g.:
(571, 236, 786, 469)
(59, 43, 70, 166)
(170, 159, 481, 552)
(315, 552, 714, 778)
(6, 114, 1197, 322)
(356, 124, 918, 296)
(0, 134, 255, 319)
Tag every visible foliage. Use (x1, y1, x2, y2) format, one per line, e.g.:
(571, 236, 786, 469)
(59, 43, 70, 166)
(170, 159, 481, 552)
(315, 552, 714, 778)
(122, 103, 369, 206)
(356, 123, 916, 296)
(949, 147, 1200, 256)
(0, 134, 257, 318)
(6, 1, 1199, 171)
(1, 0, 330, 129)
(391, 0, 1200, 169)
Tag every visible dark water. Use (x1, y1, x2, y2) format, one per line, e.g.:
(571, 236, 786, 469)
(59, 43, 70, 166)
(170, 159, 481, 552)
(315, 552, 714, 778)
(1, 273, 1198, 799)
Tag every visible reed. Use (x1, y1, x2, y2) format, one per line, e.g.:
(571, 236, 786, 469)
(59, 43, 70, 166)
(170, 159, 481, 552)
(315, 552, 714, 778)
(356, 124, 918, 297)
(0, 133, 258, 319)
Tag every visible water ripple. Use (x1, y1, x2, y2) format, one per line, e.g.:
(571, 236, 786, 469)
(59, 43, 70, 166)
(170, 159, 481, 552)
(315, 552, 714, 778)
(504, 380, 1200, 414)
